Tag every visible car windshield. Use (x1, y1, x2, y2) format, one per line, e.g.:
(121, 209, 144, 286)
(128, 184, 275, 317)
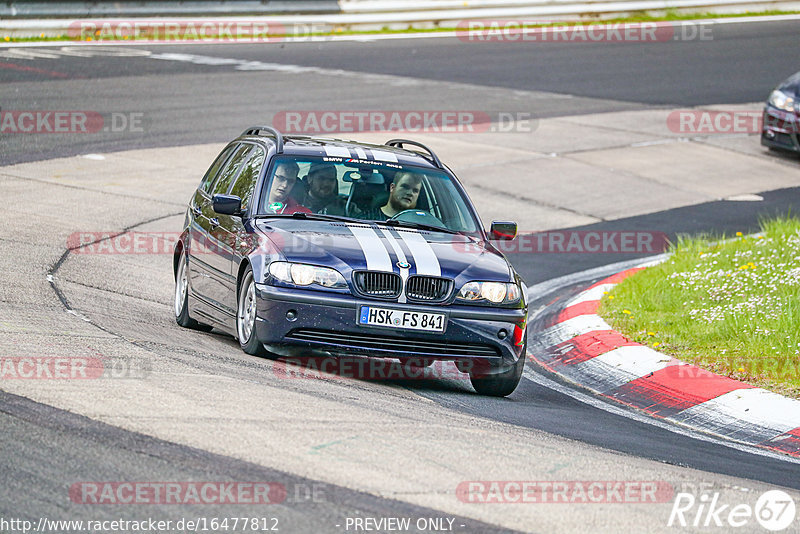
(257, 155, 481, 234)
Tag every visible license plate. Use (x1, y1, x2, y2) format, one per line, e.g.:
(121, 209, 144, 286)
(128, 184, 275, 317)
(358, 306, 446, 332)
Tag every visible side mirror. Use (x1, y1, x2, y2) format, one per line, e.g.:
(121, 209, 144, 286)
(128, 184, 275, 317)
(490, 221, 517, 240)
(213, 194, 242, 217)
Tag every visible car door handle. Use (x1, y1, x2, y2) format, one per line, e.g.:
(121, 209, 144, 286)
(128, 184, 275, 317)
(209, 218, 220, 228)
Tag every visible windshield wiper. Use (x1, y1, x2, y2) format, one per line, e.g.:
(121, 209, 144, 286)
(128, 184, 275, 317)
(372, 218, 463, 235)
(254, 212, 465, 236)
(252, 212, 356, 224)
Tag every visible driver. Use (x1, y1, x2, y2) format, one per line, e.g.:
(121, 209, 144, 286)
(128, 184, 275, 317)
(364, 172, 422, 220)
(266, 160, 311, 214)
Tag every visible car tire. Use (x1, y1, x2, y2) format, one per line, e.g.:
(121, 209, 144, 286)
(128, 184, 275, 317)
(175, 249, 213, 332)
(469, 341, 526, 397)
(237, 267, 268, 356)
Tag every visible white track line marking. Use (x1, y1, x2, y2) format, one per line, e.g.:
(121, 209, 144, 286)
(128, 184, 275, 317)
(674, 389, 800, 436)
(565, 282, 615, 307)
(575, 345, 673, 392)
(521, 368, 800, 465)
(535, 314, 612, 348)
(526, 253, 800, 462)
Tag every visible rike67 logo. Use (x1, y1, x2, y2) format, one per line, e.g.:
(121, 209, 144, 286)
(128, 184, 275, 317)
(668, 489, 796, 531)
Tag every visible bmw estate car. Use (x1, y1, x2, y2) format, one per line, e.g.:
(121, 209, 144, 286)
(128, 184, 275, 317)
(173, 126, 528, 396)
(762, 70, 800, 154)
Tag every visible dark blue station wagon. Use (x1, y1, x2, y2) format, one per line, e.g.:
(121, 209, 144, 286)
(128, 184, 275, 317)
(174, 126, 528, 396)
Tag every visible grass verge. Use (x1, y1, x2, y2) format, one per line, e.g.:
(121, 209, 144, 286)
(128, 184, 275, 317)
(3, 9, 800, 43)
(599, 216, 800, 399)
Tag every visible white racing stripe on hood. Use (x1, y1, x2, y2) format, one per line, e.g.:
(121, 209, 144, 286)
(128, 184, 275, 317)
(354, 147, 368, 159)
(349, 226, 393, 272)
(324, 146, 351, 158)
(398, 230, 441, 276)
(378, 228, 407, 264)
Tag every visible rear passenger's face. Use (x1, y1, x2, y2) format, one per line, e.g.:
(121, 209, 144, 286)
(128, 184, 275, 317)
(308, 168, 337, 199)
(270, 164, 297, 202)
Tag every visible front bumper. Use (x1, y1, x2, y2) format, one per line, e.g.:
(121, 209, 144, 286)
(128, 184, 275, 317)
(761, 106, 800, 153)
(253, 283, 527, 375)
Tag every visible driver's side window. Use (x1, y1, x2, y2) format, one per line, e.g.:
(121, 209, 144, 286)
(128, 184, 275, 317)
(200, 145, 237, 194)
(230, 147, 265, 212)
(210, 144, 252, 197)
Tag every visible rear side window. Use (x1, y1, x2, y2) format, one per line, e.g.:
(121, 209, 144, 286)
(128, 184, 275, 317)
(210, 144, 253, 196)
(200, 144, 237, 194)
(229, 146, 266, 211)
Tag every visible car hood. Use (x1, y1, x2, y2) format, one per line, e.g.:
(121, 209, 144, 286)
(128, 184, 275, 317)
(253, 219, 512, 285)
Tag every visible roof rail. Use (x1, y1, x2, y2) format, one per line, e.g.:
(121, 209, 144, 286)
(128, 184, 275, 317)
(242, 125, 284, 153)
(384, 139, 443, 169)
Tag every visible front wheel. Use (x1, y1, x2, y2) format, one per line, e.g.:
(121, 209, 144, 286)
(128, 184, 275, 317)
(174, 249, 212, 331)
(237, 268, 267, 356)
(470, 346, 526, 397)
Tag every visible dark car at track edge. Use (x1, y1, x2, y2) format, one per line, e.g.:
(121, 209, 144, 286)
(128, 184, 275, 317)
(173, 126, 528, 396)
(762, 71, 800, 154)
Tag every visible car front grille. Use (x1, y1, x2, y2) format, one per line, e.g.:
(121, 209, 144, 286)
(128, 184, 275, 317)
(774, 132, 795, 147)
(353, 271, 402, 298)
(406, 276, 453, 302)
(286, 329, 500, 358)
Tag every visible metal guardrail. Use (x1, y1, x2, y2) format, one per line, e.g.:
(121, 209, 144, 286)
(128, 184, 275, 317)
(0, 0, 588, 19)
(0, 1, 340, 18)
(4, 0, 799, 19)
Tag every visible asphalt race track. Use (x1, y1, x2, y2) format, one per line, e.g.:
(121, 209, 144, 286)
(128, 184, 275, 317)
(2, 18, 800, 534)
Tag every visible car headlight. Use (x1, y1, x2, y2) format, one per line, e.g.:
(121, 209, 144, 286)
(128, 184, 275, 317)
(269, 262, 347, 289)
(457, 281, 521, 304)
(768, 90, 796, 113)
